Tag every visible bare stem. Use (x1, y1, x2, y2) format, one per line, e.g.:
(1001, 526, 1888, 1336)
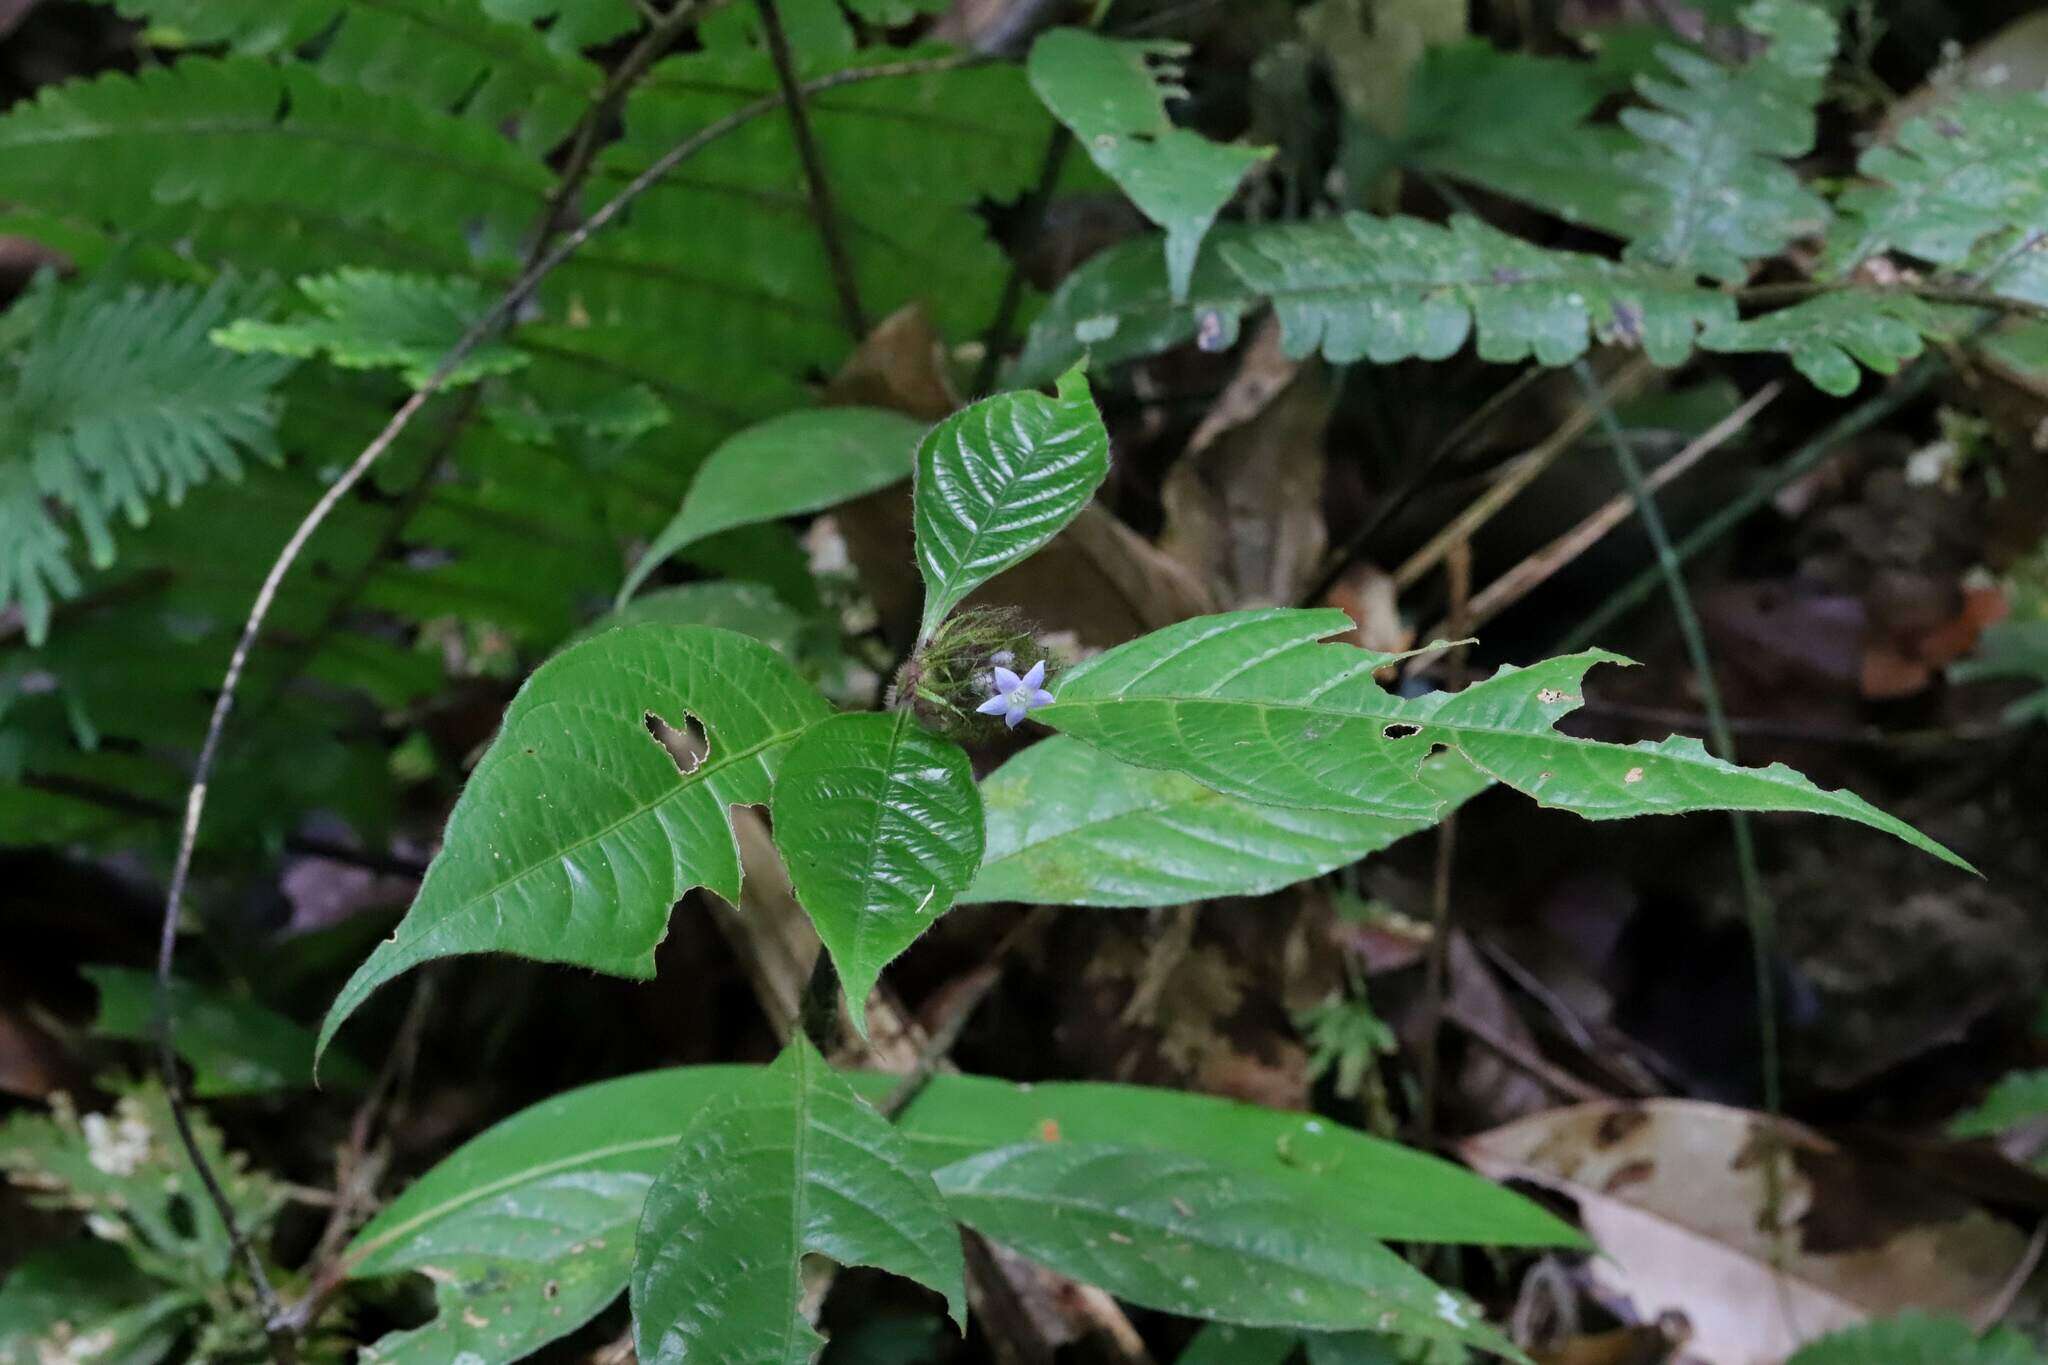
(755, 0, 869, 338)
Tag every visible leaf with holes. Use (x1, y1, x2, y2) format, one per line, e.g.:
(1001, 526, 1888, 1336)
(965, 738, 1489, 907)
(933, 1143, 1514, 1350)
(912, 366, 1109, 643)
(631, 1036, 965, 1365)
(1027, 29, 1269, 301)
(1037, 609, 1969, 869)
(618, 406, 925, 605)
(770, 712, 983, 1035)
(317, 625, 833, 1063)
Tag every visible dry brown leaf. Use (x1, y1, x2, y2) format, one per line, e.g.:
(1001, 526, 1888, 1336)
(1160, 317, 1332, 608)
(1462, 1100, 2030, 1365)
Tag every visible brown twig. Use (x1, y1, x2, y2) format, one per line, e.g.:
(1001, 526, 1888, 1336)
(879, 905, 1057, 1119)
(150, 46, 982, 1364)
(1426, 380, 1783, 642)
(1443, 1007, 1612, 1105)
(1391, 357, 1656, 594)
(273, 976, 438, 1339)
(1975, 1217, 2048, 1332)
(1303, 364, 1545, 606)
(755, 0, 869, 339)
(1414, 539, 1471, 1146)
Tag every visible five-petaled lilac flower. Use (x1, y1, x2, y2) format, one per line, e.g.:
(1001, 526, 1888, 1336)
(977, 659, 1054, 729)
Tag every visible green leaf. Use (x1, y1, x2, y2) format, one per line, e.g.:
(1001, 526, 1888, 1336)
(1404, 42, 1639, 238)
(85, 965, 367, 1097)
(631, 1036, 965, 1365)
(1702, 291, 1947, 395)
(1952, 619, 2048, 724)
(1177, 1324, 1300, 1365)
(1027, 29, 1270, 301)
(1010, 229, 1252, 387)
(0, 1083, 282, 1287)
(932, 1143, 1513, 1351)
(317, 625, 834, 1062)
(893, 1072, 1578, 1248)
(1219, 213, 1732, 369)
(569, 582, 810, 658)
(912, 366, 1109, 642)
(1948, 1068, 2048, 1139)
(966, 738, 1490, 907)
(618, 407, 926, 606)
(340, 1067, 1576, 1354)
(1618, 0, 1836, 282)
(211, 269, 524, 389)
(1302, 1331, 1410, 1365)
(770, 712, 984, 1036)
(1787, 1312, 2047, 1365)
(346, 1067, 765, 1365)
(1037, 609, 1970, 870)
(1828, 93, 2048, 278)
(0, 1243, 197, 1365)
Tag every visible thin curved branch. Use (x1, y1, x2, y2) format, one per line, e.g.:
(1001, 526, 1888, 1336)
(150, 46, 982, 1363)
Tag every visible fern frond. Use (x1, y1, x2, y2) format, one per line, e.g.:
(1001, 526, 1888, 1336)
(1, 275, 293, 645)
(482, 0, 641, 52)
(1219, 213, 1733, 367)
(1620, 0, 1836, 282)
(214, 270, 527, 389)
(1828, 92, 2048, 282)
(101, 0, 603, 150)
(559, 46, 1048, 370)
(1701, 291, 1953, 394)
(0, 58, 550, 250)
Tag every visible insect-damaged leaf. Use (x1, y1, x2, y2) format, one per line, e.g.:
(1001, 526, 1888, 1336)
(317, 626, 833, 1062)
(770, 711, 983, 1036)
(631, 1036, 964, 1365)
(1027, 28, 1270, 302)
(1037, 608, 1969, 869)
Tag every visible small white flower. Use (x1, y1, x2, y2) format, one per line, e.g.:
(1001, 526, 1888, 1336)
(82, 1110, 151, 1177)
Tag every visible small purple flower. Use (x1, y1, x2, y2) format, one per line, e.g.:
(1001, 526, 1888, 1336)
(977, 659, 1054, 729)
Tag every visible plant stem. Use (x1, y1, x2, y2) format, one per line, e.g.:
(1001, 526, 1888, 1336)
(1570, 361, 1778, 1119)
(150, 46, 983, 1365)
(1558, 356, 1944, 651)
(756, 0, 869, 339)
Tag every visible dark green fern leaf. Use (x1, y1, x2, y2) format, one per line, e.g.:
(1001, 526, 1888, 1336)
(1219, 213, 1733, 367)
(0, 58, 550, 254)
(213, 270, 528, 389)
(1619, 0, 1836, 282)
(0, 274, 293, 645)
(101, 0, 602, 150)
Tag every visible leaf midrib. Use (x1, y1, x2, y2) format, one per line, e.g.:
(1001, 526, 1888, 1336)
(400, 721, 811, 951)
